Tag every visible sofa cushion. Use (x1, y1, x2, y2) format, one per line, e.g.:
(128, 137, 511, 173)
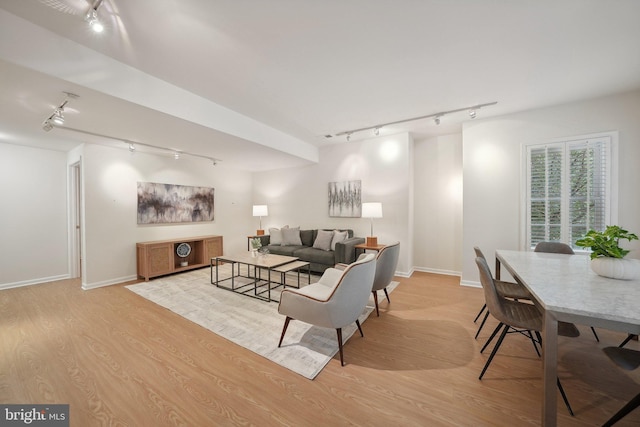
(268, 225, 289, 245)
(331, 230, 349, 250)
(294, 247, 336, 267)
(267, 245, 304, 257)
(282, 227, 302, 246)
(313, 230, 334, 251)
(300, 229, 314, 247)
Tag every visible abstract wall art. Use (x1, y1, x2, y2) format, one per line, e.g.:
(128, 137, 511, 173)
(328, 180, 361, 217)
(137, 182, 215, 224)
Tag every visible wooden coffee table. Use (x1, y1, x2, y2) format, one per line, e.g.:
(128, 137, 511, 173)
(211, 253, 299, 302)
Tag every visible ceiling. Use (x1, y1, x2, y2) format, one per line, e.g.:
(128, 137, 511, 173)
(1, 0, 640, 171)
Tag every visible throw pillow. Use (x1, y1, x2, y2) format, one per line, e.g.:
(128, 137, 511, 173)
(268, 225, 288, 246)
(300, 229, 314, 247)
(313, 230, 334, 251)
(282, 227, 302, 246)
(331, 229, 349, 251)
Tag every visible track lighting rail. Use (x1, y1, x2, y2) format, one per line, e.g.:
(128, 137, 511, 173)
(332, 101, 497, 140)
(52, 126, 221, 166)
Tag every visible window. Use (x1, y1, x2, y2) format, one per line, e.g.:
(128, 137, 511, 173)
(525, 133, 614, 250)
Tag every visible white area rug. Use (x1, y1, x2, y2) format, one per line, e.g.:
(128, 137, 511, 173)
(126, 265, 398, 379)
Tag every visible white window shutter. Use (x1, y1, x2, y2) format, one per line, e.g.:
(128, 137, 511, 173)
(526, 135, 611, 250)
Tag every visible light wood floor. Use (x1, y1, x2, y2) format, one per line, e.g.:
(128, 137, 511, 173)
(2, 271, 640, 426)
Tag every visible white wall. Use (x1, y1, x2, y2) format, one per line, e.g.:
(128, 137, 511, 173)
(0, 143, 69, 288)
(81, 144, 253, 288)
(0, 140, 259, 289)
(413, 133, 463, 275)
(252, 132, 414, 275)
(462, 90, 640, 286)
(5, 90, 639, 290)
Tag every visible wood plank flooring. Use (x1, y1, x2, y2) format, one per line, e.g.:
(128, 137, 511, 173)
(1, 271, 640, 426)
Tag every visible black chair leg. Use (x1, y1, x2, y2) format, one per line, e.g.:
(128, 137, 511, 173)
(481, 322, 504, 353)
(475, 310, 491, 339)
(355, 319, 364, 337)
(383, 288, 390, 303)
(602, 392, 640, 427)
(479, 323, 509, 379)
(619, 334, 636, 348)
(372, 291, 380, 316)
(278, 316, 291, 347)
(336, 328, 344, 366)
(591, 326, 600, 342)
(557, 378, 574, 416)
(474, 304, 486, 323)
(527, 330, 541, 357)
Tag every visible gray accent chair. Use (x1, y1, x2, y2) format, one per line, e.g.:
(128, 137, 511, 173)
(370, 242, 400, 316)
(277, 253, 377, 366)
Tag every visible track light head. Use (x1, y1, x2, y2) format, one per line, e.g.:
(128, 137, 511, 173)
(469, 109, 477, 119)
(91, 19, 104, 33)
(51, 108, 65, 125)
(373, 127, 380, 136)
(346, 133, 351, 142)
(42, 92, 77, 130)
(128, 143, 136, 153)
(434, 116, 441, 125)
(86, 2, 104, 33)
(174, 152, 180, 160)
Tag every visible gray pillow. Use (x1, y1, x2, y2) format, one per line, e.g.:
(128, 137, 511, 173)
(268, 225, 288, 246)
(282, 227, 302, 246)
(313, 230, 334, 251)
(300, 229, 314, 247)
(331, 230, 349, 251)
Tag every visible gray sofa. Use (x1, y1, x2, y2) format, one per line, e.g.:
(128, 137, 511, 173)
(254, 229, 364, 273)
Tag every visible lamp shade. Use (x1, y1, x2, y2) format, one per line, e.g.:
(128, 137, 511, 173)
(252, 205, 268, 217)
(361, 202, 382, 218)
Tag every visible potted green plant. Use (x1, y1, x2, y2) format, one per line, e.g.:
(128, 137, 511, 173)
(575, 225, 640, 280)
(250, 237, 262, 257)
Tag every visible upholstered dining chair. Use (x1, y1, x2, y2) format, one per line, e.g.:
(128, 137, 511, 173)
(473, 246, 532, 339)
(534, 241, 600, 342)
(277, 253, 377, 366)
(475, 256, 576, 415)
(370, 242, 400, 316)
(601, 347, 640, 426)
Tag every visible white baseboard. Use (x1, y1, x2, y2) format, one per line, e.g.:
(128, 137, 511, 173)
(460, 279, 481, 288)
(393, 269, 412, 278)
(0, 274, 71, 290)
(412, 266, 461, 277)
(82, 274, 138, 290)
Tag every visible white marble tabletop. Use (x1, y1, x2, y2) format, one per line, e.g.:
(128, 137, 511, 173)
(496, 250, 640, 332)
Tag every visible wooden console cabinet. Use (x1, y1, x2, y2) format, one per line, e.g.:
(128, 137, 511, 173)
(136, 235, 223, 281)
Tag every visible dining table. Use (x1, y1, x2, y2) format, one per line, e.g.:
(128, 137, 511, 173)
(495, 249, 640, 427)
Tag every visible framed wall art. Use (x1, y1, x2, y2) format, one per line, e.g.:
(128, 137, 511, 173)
(137, 182, 215, 224)
(328, 180, 361, 217)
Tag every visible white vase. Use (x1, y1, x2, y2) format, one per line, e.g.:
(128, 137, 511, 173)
(591, 257, 640, 280)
